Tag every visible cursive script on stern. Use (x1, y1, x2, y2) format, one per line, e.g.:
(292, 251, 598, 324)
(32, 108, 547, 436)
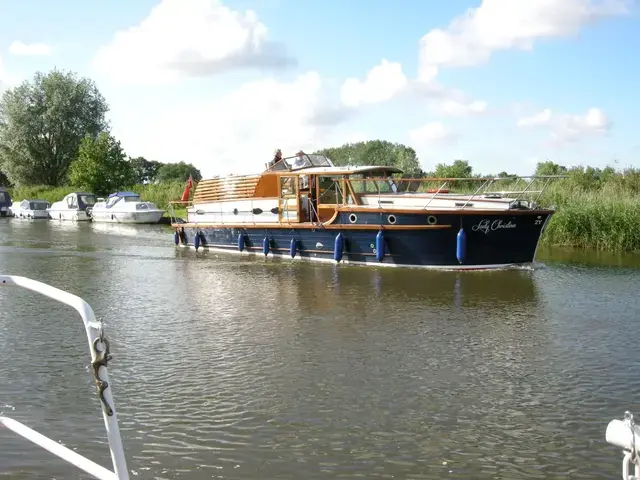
(471, 219, 517, 235)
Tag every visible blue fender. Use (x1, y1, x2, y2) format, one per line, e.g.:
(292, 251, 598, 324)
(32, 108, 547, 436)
(334, 232, 344, 262)
(375, 230, 385, 262)
(456, 227, 467, 264)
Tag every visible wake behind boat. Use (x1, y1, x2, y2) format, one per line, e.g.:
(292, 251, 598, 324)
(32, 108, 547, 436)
(169, 152, 565, 270)
(91, 191, 164, 224)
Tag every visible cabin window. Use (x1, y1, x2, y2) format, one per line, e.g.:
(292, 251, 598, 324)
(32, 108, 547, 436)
(0, 193, 6, 202)
(67, 196, 78, 208)
(317, 176, 343, 204)
(279, 176, 296, 196)
(348, 172, 397, 194)
(123, 195, 141, 202)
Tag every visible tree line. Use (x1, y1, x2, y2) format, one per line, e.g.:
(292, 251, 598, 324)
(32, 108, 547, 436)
(2, 69, 636, 199)
(0, 69, 201, 195)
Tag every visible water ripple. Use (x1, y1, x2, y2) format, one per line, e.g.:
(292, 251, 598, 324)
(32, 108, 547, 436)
(0, 222, 638, 479)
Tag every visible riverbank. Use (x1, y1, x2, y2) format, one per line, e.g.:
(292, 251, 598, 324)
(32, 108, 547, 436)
(7, 181, 640, 253)
(8, 182, 188, 222)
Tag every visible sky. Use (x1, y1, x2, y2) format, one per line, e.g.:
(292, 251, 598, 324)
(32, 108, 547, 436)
(0, 0, 639, 178)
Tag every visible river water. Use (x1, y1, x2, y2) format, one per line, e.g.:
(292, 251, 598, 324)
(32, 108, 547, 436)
(0, 219, 639, 479)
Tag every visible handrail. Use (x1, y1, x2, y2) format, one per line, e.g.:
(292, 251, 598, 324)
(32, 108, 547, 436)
(606, 411, 640, 480)
(0, 275, 130, 480)
(343, 175, 565, 210)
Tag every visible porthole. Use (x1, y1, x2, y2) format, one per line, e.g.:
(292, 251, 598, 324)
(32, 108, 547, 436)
(349, 213, 358, 223)
(427, 215, 437, 225)
(387, 214, 397, 225)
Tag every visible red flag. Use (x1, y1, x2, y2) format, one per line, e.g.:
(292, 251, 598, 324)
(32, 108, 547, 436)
(181, 175, 193, 202)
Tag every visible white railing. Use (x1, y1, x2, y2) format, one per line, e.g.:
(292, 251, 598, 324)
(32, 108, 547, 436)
(606, 411, 640, 480)
(0, 275, 130, 480)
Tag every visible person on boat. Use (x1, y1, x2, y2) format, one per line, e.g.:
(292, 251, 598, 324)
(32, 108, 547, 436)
(292, 150, 306, 169)
(269, 149, 282, 167)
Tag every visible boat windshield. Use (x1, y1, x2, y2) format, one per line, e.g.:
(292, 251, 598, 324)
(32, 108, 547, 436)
(80, 194, 97, 206)
(267, 154, 334, 172)
(29, 201, 49, 210)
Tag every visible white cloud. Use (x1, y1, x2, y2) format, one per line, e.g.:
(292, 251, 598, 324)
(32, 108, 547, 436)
(440, 99, 488, 116)
(418, 0, 629, 80)
(517, 107, 611, 142)
(8, 41, 53, 56)
(340, 59, 407, 108)
(92, 0, 294, 85)
(516, 108, 552, 127)
(409, 122, 455, 146)
(408, 80, 490, 118)
(112, 71, 360, 176)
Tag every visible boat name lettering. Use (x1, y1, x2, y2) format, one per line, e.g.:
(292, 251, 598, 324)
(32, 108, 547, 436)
(471, 219, 516, 234)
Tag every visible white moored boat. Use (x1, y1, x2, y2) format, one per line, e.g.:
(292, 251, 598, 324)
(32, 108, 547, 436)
(10, 199, 50, 219)
(48, 191, 97, 221)
(90, 191, 165, 224)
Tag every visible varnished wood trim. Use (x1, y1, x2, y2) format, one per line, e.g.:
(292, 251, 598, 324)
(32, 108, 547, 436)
(321, 209, 339, 225)
(174, 222, 452, 230)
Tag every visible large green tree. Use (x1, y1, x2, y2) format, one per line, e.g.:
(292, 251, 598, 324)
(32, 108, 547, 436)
(315, 140, 423, 175)
(130, 156, 163, 184)
(155, 161, 202, 183)
(68, 132, 134, 195)
(0, 69, 109, 186)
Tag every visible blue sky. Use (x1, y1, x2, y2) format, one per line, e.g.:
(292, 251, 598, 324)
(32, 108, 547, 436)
(0, 0, 638, 177)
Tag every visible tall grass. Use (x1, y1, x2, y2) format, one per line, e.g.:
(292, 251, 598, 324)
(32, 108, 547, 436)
(537, 180, 640, 252)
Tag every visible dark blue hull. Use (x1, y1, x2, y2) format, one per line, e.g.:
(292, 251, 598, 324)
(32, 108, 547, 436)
(173, 211, 553, 270)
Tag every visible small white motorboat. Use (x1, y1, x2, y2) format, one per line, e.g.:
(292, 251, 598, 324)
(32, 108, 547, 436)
(90, 191, 164, 224)
(11, 199, 50, 219)
(48, 191, 97, 221)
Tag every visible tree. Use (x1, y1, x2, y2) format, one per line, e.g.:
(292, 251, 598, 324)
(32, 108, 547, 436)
(68, 132, 134, 195)
(433, 159, 473, 178)
(0, 69, 109, 186)
(155, 161, 202, 183)
(130, 156, 162, 184)
(315, 140, 423, 176)
(0, 170, 10, 187)
(535, 161, 567, 176)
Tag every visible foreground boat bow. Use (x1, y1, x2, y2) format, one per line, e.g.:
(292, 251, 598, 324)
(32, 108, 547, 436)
(0, 275, 129, 480)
